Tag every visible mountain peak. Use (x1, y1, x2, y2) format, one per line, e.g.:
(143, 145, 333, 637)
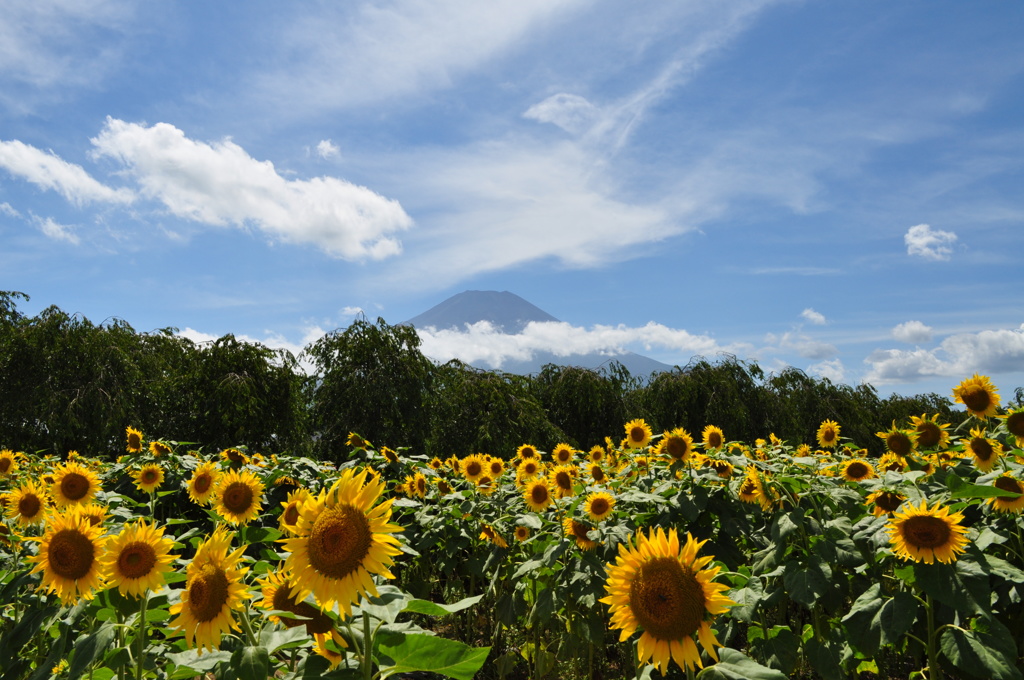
(404, 290, 559, 334)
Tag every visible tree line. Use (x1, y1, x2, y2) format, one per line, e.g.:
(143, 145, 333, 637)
(0, 291, 989, 461)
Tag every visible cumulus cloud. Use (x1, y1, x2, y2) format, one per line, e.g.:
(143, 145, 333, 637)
(34, 215, 79, 244)
(90, 118, 412, 260)
(809, 358, 845, 383)
(892, 320, 933, 344)
(416, 320, 734, 369)
(178, 325, 328, 373)
(524, 93, 601, 135)
(801, 308, 826, 325)
(0, 139, 134, 205)
(316, 139, 340, 159)
(905, 223, 957, 261)
(864, 324, 1024, 384)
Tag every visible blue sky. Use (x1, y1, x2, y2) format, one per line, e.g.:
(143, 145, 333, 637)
(2, 1, 1023, 402)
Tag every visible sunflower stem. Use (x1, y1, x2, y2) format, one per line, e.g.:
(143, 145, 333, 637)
(925, 593, 944, 680)
(135, 591, 148, 680)
(239, 602, 259, 648)
(361, 610, 374, 680)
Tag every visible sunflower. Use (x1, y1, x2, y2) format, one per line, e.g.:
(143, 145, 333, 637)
(552, 443, 576, 465)
(100, 520, 175, 598)
(487, 458, 506, 478)
(381, 447, 400, 464)
(133, 463, 165, 494)
(77, 503, 109, 527)
(988, 474, 1024, 513)
(479, 524, 508, 549)
(997, 407, 1024, 448)
(213, 469, 265, 526)
(909, 414, 951, 450)
(876, 452, 907, 473)
(28, 508, 107, 604)
(51, 461, 101, 507)
(5, 480, 49, 526)
(551, 465, 577, 499)
(563, 517, 599, 550)
(514, 526, 531, 542)
(523, 478, 553, 512)
(127, 424, 146, 451)
(866, 490, 906, 517)
(588, 446, 606, 464)
(0, 449, 18, 477)
(964, 427, 1002, 472)
(516, 444, 539, 460)
(169, 526, 248, 651)
(281, 467, 404, 616)
(600, 528, 734, 674)
(701, 425, 725, 451)
(584, 492, 615, 522)
(220, 448, 248, 467)
(186, 462, 221, 506)
(588, 462, 607, 484)
(624, 419, 653, 449)
(737, 467, 762, 505)
(952, 374, 1001, 419)
(658, 428, 694, 463)
(516, 458, 543, 483)
(428, 457, 445, 471)
(705, 459, 734, 479)
(475, 475, 496, 496)
(460, 454, 488, 483)
(435, 478, 453, 496)
(256, 568, 339, 636)
(279, 488, 311, 536)
(816, 420, 841, 449)
(888, 500, 969, 564)
(841, 459, 876, 483)
(346, 433, 371, 450)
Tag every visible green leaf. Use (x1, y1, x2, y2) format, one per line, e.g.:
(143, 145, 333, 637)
(748, 625, 799, 675)
(696, 647, 789, 680)
(165, 649, 232, 678)
(783, 561, 827, 607)
(728, 576, 764, 623)
(915, 558, 990, 616)
(231, 646, 271, 680)
(260, 625, 310, 654)
(840, 584, 883, 655)
(940, 623, 1022, 680)
(803, 636, 843, 680)
(358, 585, 411, 624)
(877, 591, 919, 646)
(375, 633, 490, 680)
(403, 594, 484, 617)
(67, 623, 117, 680)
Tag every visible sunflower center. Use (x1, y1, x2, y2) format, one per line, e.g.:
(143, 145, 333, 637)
(591, 467, 606, 482)
(821, 429, 836, 443)
(523, 463, 538, 476)
(60, 473, 90, 502)
(48, 528, 95, 581)
(18, 493, 41, 519)
(465, 462, 482, 477)
(118, 541, 157, 579)
(960, 386, 994, 415)
(555, 471, 572, 491)
(0, 459, 11, 474)
(193, 473, 212, 494)
(590, 498, 610, 516)
(994, 477, 1023, 495)
(887, 434, 913, 457)
(971, 438, 994, 461)
(915, 422, 941, 448)
(707, 431, 723, 448)
(874, 492, 903, 513)
(740, 479, 757, 496)
(271, 582, 331, 632)
(902, 515, 952, 549)
(222, 482, 255, 514)
(570, 521, 589, 539)
(187, 563, 230, 622)
(283, 503, 300, 527)
(846, 462, 869, 479)
(128, 433, 142, 450)
(710, 461, 732, 478)
(306, 504, 373, 580)
(664, 437, 688, 460)
(226, 450, 243, 463)
(629, 427, 646, 443)
(530, 485, 549, 505)
(142, 470, 159, 484)
(629, 557, 706, 641)
(1007, 413, 1024, 438)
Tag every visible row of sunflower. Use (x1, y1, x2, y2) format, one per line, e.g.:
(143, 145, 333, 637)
(0, 373, 1022, 679)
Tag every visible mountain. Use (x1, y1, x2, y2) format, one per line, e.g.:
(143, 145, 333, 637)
(404, 290, 674, 379)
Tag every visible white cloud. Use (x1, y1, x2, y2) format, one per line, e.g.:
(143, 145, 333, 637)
(0, 202, 19, 218)
(316, 139, 340, 159)
(0, 139, 134, 205)
(34, 215, 79, 244)
(892, 320, 933, 344)
(341, 306, 364, 316)
(90, 118, 412, 260)
(179, 325, 328, 373)
(905, 223, 957, 261)
(801, 308, 826, 325)
(416, 320, 736, 369)
(772, 331, 837, 360)
(864, 323, 1024, 384)
(524, 93, 601, 135)
(809, 358, 845, 383)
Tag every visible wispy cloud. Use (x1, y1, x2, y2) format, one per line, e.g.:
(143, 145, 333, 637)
(905, 223, 958, 261)
(0, 139, 134, 205)
(0, 202, 20, 218)
(34, 214, 80, 244)
(801, 308, 826, 325)
(90, 118, 412, 260)
(864, 324, 1024, 384)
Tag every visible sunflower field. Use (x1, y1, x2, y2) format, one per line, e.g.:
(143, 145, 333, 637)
(0, 374, 1023, 680)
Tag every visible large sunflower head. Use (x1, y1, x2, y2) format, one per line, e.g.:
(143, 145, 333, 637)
(600, 528, 735, 674)
(876, 424, 918, 457)
(657, 428, 694, 462)
(213, 469, 265, 526)
(5, 479, 50, 526)
(133, 463, 165, 494)
(516, 458, 543, 483)
(997, 407, 1024, 448)
(51, 461, 101, 507)
(952, 374, 1001, 419)
(186, 462, 221, 506)
(551, 443, 575, 465)
(888, 500, 969, 564)
(841, 459, 876, 483)
(909, 414, 951, 450)
(168, 526, 248, 652)
(588, 446, 606, 464)
(99, 519, 175, 598)
(624, 419, 653, 449)
(965, 427, 1002, 472)
(988, 474, 1024, 514)
(523, 478, 553, 512)
(0, 449, 18, 477)
(584, 491, 615, 522)
(280, 467, 404, 617)
(460, 454, 488, 483)
(516, 444, 539, 460)
(563, 516, 599, 550)
(125, 427, 144, 453)
(588, 462, 607, 484)
(28, 508, 107, 604)
(257, 568, 339, 638)
(551, 465, 577, 499)
(701, 425, 725, 451)
(487, 458, 506, 478)
(816, 420, 841, 449)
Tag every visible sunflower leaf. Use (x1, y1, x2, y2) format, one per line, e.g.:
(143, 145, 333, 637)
(840, 584, 883, 655)
(375, 633, 490, 680)
(403, 594, 484, 617)
(914, 557, 990, 616)
(876, 591, 919, 646)
(230, 646, 271, 680)
(696, 647, 788, 680)
(939, 619, 1022, 680)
